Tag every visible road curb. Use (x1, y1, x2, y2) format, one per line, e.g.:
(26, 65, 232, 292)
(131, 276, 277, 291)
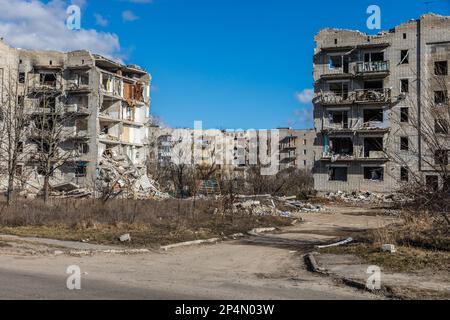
(304, 252, 397, 299)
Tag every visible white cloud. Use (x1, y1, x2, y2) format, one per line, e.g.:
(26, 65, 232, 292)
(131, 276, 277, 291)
(0, 0, 122, 60)
(122, 10, 139, 22)
(94, 13, 109, 27)
(295, 88, 314, 104)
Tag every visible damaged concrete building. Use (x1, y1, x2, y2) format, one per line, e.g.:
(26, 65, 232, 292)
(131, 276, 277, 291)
(0, 39, 152, 197)
(313, 13, 450, 193)
(148, 126, 316, 175)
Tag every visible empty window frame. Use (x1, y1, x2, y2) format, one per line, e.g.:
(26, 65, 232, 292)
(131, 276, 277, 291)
(435, 150, 449, 166)
(329, 167, 348, 182)
(75, 162, 87, 177)
(426, 175, 439, 192)
(363, 80, 384, 90)
(363, 108, 383, 123)
(329, 82, 349, 98)
(39, 73, 57, 86)
(400, 79, 409, 93)
(435, 91, 448, 105)
(329, 110, 349, 128)
(329, 137, 353, 156)
(400, 167, 409, 182)
(19, 72, 25, 84)
(364, 52, 384, 63)
(435, 119, 449, 134)
(364, 137, 384, 158)
(435, 61, 448, 76)
(400, 50, 409, 64)
(328, 55, 343, 69)
(400, 137, 409, 151)
(364, 167, 384, 181)
(400, 107, 409, 123)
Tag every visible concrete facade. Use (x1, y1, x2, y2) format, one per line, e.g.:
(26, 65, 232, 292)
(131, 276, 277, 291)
(0, 40, 151, 191)
(313, 13, 450, 194)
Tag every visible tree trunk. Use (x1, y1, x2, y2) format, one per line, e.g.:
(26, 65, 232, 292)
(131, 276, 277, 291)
(43, 175, 50, 203)
(6, 174, 14, 206)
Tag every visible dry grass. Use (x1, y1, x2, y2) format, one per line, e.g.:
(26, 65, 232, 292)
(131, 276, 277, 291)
(0, 198, 292, 247)
(322, 213, 449, 273)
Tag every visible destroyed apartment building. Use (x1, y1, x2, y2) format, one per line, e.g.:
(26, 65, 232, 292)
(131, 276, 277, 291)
(313, 13, 450, 194)
(148, 126, 316, 175)
(0, 39, 158, 198)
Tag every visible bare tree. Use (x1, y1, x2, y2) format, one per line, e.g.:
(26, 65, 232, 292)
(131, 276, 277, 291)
(28, 73, 77, 203)
(0, 66, 29, 205)
(386, 66, 450, 224)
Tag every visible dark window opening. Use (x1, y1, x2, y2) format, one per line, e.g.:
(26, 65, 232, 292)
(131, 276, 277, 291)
(75, 162, 87, 177)
(329, 55, 343, 69)
(329, 82, 349, 99)
(403, 33, 407, 39)
(426, 175, 439, 192)
(39, 97, 56, 110)
(364, 167, 384, 181)
(40, 73, 57, 87)
(400, 50, 409, 64)
(400, 167, 409, 182)
(329, 110, 349, 128)
(364, 52, 384, 62)
(363, 109, 383, 122)
(435, 119, 449, 134)
(102, 126, 109, 134)
(17, 141, 24, 153)
(77, 143, 89, 154)
(400, 79, 409, 93)
(400, 107, 409, 123)
(435, 91, 448, 105)
(364, 137, 384, 158)
(435, 61, 448, 76)
(363, 80, 383, 90)
(330, 137, 353, 156)
(435, 150, 449, 166)
(400, 137, 409, 151)
(334, 39, 338, 45)
(19, 72, 25, 84)
(18, 95, 24, 107)
(329, 167, 348, 182)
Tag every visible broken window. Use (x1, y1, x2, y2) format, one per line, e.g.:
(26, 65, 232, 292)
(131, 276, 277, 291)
(363, 80, 383, 90)
(435, 61, 448, 76)
(400, 167, 409, 182)
(75, 162, 87, 177)
(19, 72, 25, 84)
(364, 167, 384, 181)
(329, 55, 343, 69)
(39, 97, 56, 110)
(400, 137, 409, 151)
(329, 167, 348, 182)
(400, 79, 409, 93)
(400, 50, 409, 64)
(400, 107, 409, 123)
(39, 73, 57, 87)
(435, 150, 449, 166)
(435, 91, 448, 105)
(363, 109, 383, 123)
(76, 142, 89, 154)
(435, 119, 449, 134)
(426, 175, 439, 192)
(329, 110, 349, 128)
(330, 137, 353, 156)
(18, 95, 24, 107)
(364, 137, 384, 158)
(364, 52, 384, 62)
(329, 82, 349, 99)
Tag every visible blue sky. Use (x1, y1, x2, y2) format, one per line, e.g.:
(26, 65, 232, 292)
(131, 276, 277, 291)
(5, 0, 449, 129)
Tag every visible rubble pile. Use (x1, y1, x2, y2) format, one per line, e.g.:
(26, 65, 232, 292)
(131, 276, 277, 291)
(97, 153, 171, 200)
(232, 195, 324, 218)
(325, 190, 403, 203)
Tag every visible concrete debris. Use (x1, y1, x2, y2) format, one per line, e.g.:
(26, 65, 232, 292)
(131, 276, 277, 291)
(119, 234, 131, 242)
(231, 195, 324, 218)
(325, 190, 404, 204)
(381, 244, 396, 253)
(317, 237, 353, 249)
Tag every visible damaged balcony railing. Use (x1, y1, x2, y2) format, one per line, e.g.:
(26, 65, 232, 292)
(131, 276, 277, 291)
(315, 88, 391, 105)
(355, 61, 389, 74)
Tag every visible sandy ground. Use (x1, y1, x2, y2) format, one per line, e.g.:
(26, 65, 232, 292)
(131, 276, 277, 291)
(0, 205, 398, 300)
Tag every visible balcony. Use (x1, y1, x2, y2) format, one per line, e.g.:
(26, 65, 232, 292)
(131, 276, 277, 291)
(355, 61, 389, 76)
(354, 88, 391, 104)
(316, 88, 391, 105)
(66, 104, 89, 115)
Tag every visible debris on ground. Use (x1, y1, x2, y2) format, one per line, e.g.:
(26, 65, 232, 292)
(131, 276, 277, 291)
(119, 234, 131, 242)
(381, 244, 397, 253)
(317, 237, 353, 249)
(325, 190, 405, 204)
(231, 195, 324, 218)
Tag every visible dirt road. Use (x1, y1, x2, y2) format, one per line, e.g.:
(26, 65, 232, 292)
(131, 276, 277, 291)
(0, 206, 397, 300)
